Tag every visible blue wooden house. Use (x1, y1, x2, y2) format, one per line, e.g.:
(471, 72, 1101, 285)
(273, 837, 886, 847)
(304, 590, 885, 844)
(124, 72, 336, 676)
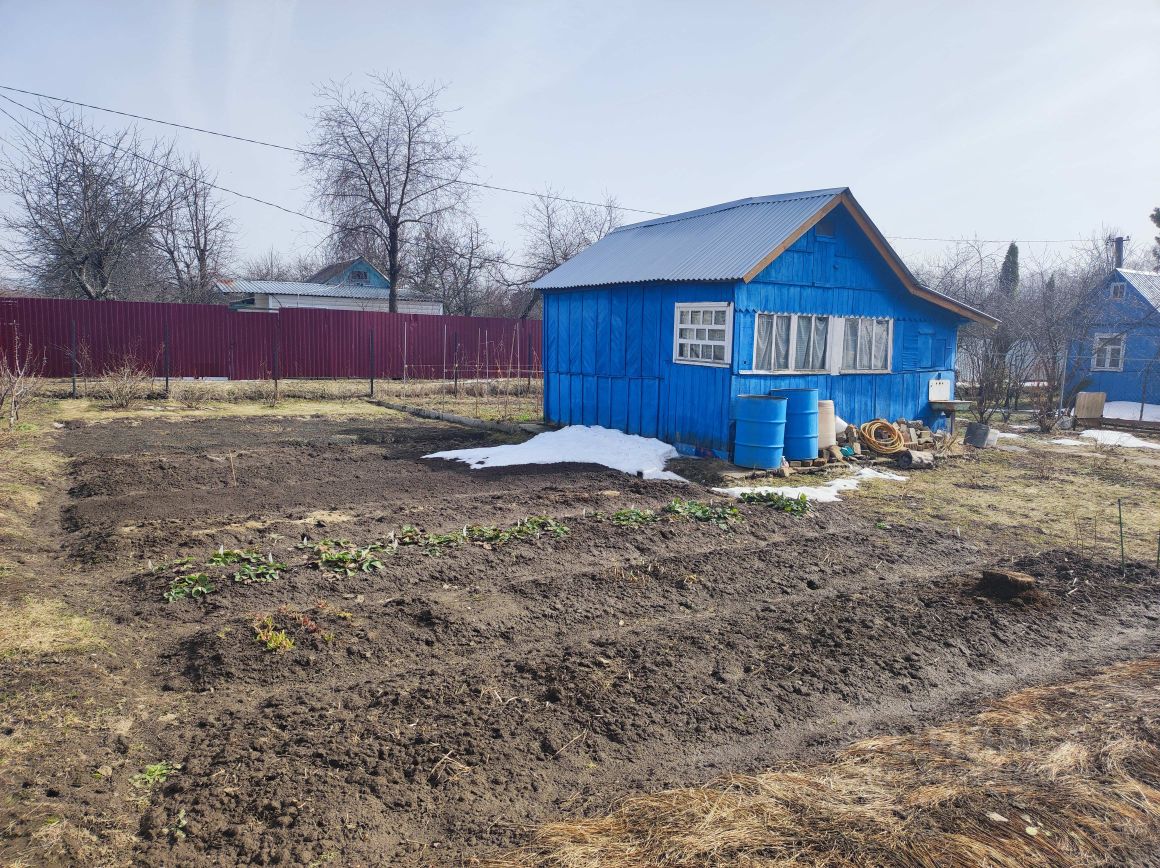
(533, 188, 996, 458)
(1065, 268, 1160, 405)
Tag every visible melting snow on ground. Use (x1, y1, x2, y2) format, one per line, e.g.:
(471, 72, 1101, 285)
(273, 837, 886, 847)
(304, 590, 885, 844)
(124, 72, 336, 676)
(714, 467, 907, 504)
(995, 432, 1023, 440)
(424, 425, 686, 480)
(1051, 430, 1160, 450)
(1103, 401, 1160, 423)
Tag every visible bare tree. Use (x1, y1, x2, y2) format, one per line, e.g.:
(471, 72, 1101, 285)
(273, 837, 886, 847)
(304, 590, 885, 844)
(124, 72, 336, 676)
(507, 189, 624, 318)
(152, 155, 233, 303)
(302, 73, 474, 312)
(411, 214, 505, 315)
(0, 106, 177, 300)
(0, 326, 45, 428)
(237, 248, 325, 282)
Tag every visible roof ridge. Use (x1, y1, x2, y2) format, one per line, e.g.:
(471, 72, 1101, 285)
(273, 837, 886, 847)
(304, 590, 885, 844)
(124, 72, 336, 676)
(614, 188, 847, 233)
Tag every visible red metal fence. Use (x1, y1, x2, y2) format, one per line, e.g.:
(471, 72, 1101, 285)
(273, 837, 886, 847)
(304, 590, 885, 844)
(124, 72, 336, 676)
(0, 297, 541, 381)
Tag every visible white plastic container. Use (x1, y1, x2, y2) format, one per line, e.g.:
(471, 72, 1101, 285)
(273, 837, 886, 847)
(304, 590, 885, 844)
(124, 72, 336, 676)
(817, 399, 837, 449)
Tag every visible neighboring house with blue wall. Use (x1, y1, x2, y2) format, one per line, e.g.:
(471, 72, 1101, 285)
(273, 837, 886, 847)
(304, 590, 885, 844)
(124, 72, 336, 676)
(217, 256, 443, 314)
(533, 188, 996, 458)
(1065, 268, 1160, 406)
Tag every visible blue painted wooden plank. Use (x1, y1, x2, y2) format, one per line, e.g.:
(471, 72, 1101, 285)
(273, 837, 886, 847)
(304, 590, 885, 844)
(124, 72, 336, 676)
(641, 378, 659, 437)
(627, 378, 642, 434)
(582, 375, 598, 425)
(609, 286, 627, 377)
(610, 377, 628, 430)
(596, 291, 611, 376)
(625, 286, 643, 377)
(597, 376, 612, 427)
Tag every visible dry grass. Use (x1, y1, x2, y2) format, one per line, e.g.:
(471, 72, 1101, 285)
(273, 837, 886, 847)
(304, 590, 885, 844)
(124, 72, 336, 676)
(497, 659, 1160, 867)
(855, 440, 1160, 564)
(375, 377, 544, 422)
(0, 597, 104, 659)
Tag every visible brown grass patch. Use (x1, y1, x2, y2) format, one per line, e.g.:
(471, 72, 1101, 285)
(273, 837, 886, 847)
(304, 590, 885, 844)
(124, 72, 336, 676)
(0, 598, 104, 659)
(496, 659, 1160, 867)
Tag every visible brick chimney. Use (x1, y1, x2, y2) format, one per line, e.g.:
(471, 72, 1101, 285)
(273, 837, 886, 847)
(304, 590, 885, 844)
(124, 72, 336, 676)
(1113, 236, 1125, 268)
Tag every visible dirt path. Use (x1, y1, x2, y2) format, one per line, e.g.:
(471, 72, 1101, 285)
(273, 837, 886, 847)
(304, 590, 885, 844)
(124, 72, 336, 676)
(3, 411, 1159, 866)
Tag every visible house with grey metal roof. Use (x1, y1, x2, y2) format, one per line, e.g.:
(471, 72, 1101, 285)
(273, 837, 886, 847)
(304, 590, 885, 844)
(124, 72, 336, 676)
(216, 256, 443, 315)
(534, 187, 996, 460)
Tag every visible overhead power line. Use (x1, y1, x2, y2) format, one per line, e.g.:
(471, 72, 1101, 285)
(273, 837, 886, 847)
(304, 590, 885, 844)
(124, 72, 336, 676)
(0, 92, 344, 229)
(0, 83, 664, 216)
(0, 82, 1101, 245)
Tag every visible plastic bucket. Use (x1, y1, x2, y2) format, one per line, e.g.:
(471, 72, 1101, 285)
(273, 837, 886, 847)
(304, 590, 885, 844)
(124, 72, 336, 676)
(769, 388, 819, 460)
(964, 421, 990, 448)
(732, 395, 787, 470)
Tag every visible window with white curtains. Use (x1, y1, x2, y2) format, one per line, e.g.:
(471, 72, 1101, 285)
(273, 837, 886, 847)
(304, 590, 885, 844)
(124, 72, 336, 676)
(751, 313, 829, 372)
(842, 317, 892, 372)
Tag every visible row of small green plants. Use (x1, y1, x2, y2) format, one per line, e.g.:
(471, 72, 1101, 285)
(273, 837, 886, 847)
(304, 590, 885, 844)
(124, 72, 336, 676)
(602, 492, 809, 530)
(602, 497, 741, 531)
(157, 515, 570, 602)
(298, 515, 570, 567)
(736, 490, 812, 515)
(157, 547, 287, 602)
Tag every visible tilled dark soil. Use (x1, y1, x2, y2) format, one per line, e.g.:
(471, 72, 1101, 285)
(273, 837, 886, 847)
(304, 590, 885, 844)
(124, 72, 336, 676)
(18, 413, 1160, 866)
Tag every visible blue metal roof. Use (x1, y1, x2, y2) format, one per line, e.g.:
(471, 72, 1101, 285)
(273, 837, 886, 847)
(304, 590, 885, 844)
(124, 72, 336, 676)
(532, 189, 845, 290)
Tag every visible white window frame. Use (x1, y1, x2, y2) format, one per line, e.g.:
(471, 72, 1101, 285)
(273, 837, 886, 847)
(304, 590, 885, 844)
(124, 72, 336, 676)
(749, 312, 832, 374)
(1110, 281, 1126, 300)
(1092, 332, 1125, 372)
(840, 317, 894, 373)
(673, 302, 733, 367)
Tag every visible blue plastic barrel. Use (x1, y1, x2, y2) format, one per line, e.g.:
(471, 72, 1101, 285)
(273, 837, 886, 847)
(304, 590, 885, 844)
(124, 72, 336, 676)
(768, 388, 819, 460)
(732, 395, 787, 470)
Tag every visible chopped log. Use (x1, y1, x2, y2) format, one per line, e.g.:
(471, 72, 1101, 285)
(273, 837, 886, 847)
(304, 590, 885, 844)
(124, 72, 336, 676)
(896, 449, 935, 470)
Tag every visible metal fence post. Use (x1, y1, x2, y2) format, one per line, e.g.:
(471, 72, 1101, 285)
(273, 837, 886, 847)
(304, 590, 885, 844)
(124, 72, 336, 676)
(369, 328, 376, 397)
(70, 318, 78, 399)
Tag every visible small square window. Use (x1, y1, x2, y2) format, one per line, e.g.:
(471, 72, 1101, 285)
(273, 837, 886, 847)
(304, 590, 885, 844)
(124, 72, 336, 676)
(673, 303, 732, 366)
(1110, 282, 1126, 300)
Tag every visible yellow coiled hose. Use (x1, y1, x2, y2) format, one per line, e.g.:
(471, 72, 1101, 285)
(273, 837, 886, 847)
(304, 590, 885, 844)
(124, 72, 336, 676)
(858, 419, 907, 455)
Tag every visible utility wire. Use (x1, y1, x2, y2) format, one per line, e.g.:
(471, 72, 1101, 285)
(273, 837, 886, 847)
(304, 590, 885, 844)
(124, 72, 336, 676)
(0, 92, 345, 230)
(0, 83, 664, 216)
(0, 83, 1101, 243)
(0, 83, 1113, 248)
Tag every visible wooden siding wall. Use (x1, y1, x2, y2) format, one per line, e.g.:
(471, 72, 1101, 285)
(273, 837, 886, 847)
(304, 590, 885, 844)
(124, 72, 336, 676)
(542, 282, 732, 454)
(733, 206, 960, 427)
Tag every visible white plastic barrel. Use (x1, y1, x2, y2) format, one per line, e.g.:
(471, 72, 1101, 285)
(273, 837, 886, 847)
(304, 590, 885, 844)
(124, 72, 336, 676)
(817, 400, 837, 449)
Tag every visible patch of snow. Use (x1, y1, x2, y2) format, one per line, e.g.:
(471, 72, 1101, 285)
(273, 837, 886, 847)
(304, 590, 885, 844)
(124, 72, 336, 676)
(1050, 438, 1085, 446)
(1079, 429, 1160, 450)
(1103, 401, 1160, 423)
(713, 466, 907, 504)
(995, 432, 1023, 440)
(854, 467, 908, 482)
(424, 425, 686, 480)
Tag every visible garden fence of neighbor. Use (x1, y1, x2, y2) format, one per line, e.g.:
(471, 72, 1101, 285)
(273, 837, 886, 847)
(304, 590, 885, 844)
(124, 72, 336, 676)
(1, 297, 542, 385)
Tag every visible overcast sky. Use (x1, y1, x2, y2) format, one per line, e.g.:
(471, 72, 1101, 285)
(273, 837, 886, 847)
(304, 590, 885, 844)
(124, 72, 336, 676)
(0, 0, 1157, 273)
